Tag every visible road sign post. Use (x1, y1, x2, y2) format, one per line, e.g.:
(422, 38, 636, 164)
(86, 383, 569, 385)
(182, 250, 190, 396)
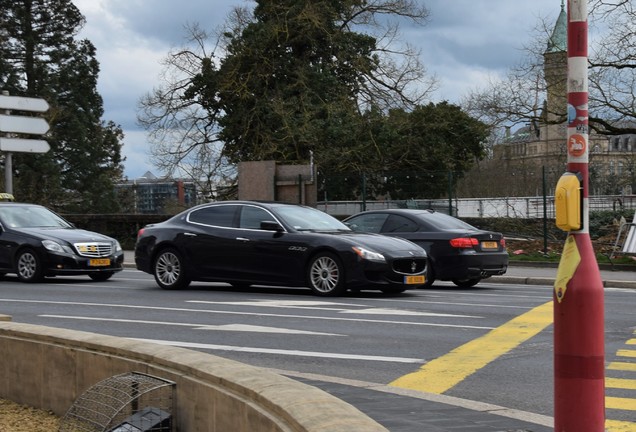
(0, 91, 51, 194)
(553, 2, 605, 431)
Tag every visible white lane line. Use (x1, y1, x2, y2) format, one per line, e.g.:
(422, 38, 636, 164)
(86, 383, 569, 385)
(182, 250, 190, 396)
(188, 300, 480, 318)
(39, 315, 343, 336)
(130, 338, 425, 363)
(0, 299, 493, 330)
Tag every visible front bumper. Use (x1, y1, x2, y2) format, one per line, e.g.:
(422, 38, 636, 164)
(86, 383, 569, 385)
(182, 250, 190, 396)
(43, 251, 125, 276)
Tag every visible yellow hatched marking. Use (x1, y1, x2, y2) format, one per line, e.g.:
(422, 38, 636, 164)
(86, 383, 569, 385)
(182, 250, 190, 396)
(608, 362, 636, 372)
(390, 301, 553, 393)
(618, 349, 636, 358)
(606, 396, 636, 411)
(606, 419, 636, 432)
(627, 338, 636, 345)
(606, 377, 636, 390)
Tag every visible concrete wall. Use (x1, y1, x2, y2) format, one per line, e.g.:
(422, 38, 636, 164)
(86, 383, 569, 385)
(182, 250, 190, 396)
(238, 161, 317, 206)
(0, 318, 387, 432)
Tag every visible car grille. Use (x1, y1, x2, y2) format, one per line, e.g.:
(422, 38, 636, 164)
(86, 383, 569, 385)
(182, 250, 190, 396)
(392, 258, 427, 275)
(74, 242, 113, 258)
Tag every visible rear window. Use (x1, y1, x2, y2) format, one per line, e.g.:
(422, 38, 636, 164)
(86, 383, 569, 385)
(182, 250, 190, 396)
(418, 212, 476, 230)
(188, 205, 238, 227)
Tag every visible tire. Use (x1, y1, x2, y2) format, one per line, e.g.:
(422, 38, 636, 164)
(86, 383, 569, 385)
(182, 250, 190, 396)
(307, 252, 346, 296)
(89, 272, 114, 281)
(16, 249, 44, 283)
(153, 248, 191, 290)
(452, 278, 480, 288)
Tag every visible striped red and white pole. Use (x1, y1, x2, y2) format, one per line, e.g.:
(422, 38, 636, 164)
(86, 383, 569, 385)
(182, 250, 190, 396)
(554, 1, 605, 431)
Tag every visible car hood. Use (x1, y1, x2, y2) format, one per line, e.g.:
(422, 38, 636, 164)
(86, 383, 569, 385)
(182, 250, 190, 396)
(326, 231, 426, 258)
(19, 227, 115, 244)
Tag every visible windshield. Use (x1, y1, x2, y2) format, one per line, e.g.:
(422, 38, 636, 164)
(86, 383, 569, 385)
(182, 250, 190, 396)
(0, 206, 72, 229)
(275, 206, 350, 231)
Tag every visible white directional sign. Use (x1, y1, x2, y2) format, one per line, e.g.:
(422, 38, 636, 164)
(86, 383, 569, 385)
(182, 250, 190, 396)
(0, 95, 49, 112)
(0, 137, 50, 153)
(0, 114, 50, 135)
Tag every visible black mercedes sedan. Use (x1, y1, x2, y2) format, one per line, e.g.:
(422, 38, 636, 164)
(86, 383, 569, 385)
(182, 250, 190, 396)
(344, 209, 508, 288)
(0, 203, 124, 282)
(135, 201, 427, 296)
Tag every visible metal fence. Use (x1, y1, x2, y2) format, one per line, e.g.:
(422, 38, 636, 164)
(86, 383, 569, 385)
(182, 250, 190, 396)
(318, 194, 636, 218)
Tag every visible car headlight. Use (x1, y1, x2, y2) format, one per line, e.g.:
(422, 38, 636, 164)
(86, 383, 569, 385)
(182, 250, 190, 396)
(114, 240, 122, 252)
(352, 246, 386, 263)
(42, 239, 74, 254)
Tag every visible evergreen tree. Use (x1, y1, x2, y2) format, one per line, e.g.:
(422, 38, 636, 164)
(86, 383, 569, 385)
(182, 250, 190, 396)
(0, 0, 124, 213)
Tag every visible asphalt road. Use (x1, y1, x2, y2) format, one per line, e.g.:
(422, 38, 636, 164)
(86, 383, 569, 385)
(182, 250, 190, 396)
(1, 268, 635, 430)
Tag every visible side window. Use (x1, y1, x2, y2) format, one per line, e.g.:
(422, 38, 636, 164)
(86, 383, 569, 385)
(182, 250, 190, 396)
(239, 206, 273, 229)
(383, 215, 419, 233)
(188, 205, 237, 227)
(346, 214, 388, 233)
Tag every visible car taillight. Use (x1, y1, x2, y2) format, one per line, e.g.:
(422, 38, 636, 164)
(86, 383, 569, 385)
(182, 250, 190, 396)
(137, 228, 145, 238)
(450, 237, 478, 248)
(500, 238, 506, 248)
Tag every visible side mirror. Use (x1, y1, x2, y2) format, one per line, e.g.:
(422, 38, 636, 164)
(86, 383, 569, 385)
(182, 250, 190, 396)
(260, 220, 284, 232)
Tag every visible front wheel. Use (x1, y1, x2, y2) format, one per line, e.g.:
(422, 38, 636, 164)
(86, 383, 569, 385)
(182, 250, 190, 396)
(16, 249, 44, 283)
(307, 252, 346, 296)
(452, 278, 480, 288)
(153, 248, 191, 290)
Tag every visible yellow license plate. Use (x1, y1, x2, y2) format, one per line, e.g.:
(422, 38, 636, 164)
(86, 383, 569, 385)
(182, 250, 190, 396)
(404, 275, 425, 284)
(89, 258, 111, 267)
(481, 241, 498, 249)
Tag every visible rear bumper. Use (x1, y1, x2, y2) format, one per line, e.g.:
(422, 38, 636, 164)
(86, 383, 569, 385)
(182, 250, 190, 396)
(435, 253, 509, 280)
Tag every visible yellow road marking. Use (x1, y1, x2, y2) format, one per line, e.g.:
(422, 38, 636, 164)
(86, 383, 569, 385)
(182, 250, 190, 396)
(606, 419, 636, 432)
(626, 338, 636, 345)
(607, 396, 636, 411)
(390, 301, 553, 393)
(608, 362, 636, 372)
(606, 377, 636, 390)
(618, 349, 636, 358)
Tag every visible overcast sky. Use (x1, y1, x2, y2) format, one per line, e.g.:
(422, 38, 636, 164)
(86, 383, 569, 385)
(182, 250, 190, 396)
(72, 0, 565, 179)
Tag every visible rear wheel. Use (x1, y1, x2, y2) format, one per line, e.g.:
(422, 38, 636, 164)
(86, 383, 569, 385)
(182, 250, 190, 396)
(16, 249, 44, 283)
(452, 278, 480, 288)
(307, 252, 346, 296)
(153, 248, 191, 290)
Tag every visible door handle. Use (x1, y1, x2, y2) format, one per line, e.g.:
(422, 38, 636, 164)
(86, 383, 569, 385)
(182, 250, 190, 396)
(184, 232, 197, 236)
(236, 237, 250, 242)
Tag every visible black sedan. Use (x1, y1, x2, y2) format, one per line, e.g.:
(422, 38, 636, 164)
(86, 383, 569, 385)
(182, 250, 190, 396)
(0, 203, 124, 282)
(344, 209, 508, 288)
(135, 201, 427, 296)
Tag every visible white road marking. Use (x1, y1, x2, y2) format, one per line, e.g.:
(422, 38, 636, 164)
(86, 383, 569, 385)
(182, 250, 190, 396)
(0, 298, 494, 329)
(130, 337, 425, 363)
(39, 315, 343, 335)
(188, 300, 479, 318)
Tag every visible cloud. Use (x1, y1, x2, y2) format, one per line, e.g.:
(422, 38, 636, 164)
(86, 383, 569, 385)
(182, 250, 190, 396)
(72, 0, 564, 178)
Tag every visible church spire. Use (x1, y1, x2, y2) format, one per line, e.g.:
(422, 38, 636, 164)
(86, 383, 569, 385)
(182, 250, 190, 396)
(546, 0, 567, 53)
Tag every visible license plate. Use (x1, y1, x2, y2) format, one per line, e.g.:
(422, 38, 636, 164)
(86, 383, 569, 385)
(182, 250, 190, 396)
(481, 241, 498, 249)
(89, 258, 111, 267)
(404, 275, 425, 284)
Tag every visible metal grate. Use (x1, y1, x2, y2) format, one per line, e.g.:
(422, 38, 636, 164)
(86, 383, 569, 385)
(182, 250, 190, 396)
(58, 372, 175, 432)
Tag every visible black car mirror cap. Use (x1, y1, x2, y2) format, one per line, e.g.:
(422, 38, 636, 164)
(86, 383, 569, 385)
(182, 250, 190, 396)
(261, 220, 284, 232)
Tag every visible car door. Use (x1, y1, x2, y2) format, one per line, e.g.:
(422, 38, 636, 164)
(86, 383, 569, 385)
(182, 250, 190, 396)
(183, 204, 244, 279)
(234, 205, 300, 284)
